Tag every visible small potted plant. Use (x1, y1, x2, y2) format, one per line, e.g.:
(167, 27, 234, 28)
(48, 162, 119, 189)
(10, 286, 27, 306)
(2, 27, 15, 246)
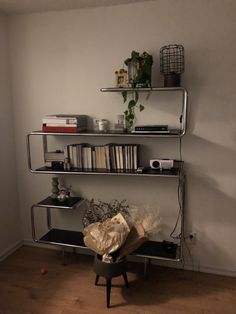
(122, 51, 153, 131)
(125, 50, 153, 88)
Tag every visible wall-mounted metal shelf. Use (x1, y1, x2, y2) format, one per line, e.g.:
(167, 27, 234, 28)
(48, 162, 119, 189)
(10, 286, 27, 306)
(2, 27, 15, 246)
(28, 86, 187, 267)
(29, 129, 183, 138)
(100, 86, 186, 92)
(31, 196, 181, 262)
(30, 165, 183, 178)
(100, 86, 188, 137)
(27, 131, 184, 175)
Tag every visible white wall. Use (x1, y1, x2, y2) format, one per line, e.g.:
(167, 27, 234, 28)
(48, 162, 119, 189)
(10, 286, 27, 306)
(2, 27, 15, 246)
(0, 14, 22, 260)
(8, 0, 236, 276)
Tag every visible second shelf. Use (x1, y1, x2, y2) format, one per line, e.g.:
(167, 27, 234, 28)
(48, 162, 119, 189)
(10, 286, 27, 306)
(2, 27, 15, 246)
(32, 166, 183, 178)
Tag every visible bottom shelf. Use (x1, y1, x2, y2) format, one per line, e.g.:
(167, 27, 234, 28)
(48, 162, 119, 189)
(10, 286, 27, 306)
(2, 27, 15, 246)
(39, 228, 180, 261)
(40, 228, 86, 248)
(133, 240, 179, 261)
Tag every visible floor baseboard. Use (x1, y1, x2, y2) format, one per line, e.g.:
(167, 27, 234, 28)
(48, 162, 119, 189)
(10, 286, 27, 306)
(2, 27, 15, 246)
(0, 240, 23, 262)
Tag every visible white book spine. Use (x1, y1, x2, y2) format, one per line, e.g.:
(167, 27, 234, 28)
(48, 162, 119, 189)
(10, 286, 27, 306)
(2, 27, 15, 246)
(87, 147, 92, 169)
(72, 145, 78, 168)
(119, 146, 123, 170)
(105, 146, 111, 170)
(42, 118, 77, 124)
(133, 145, 138, 170)
(68, 145, 74, 167)
(115, 146, 120, 170)
(82, 147, 88, 169)
(124, 145, 128, 170)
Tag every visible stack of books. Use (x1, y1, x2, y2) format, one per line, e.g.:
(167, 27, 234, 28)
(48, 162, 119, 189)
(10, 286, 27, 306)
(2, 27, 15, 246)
(65, 143, 139, 171)
(45, 143, 140, 171)
(42, 114, 88, 133)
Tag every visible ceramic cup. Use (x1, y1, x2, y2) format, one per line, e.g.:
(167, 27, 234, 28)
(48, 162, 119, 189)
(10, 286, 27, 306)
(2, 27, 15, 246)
(98, 119, 109, 131)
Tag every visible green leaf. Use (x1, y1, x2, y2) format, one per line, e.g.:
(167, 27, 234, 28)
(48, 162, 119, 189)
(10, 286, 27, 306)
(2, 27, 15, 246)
(131, 51, 139, 59)
(122, 91, 127, 103)
(139, 104, 145, 112)
(129, 113, 135, 120)
(124, 110, 128, 115)
(128, 100, 136, 109)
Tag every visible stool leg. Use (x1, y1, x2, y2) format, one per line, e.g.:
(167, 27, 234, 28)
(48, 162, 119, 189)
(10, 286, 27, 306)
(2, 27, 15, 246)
(106, 279, 112, 308)
(123, 273, 129, 288)
(144, 257, 151, 278)
(95, 275, 99, 286)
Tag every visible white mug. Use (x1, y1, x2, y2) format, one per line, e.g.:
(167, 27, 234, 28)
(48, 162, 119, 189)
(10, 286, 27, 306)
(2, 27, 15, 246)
(98, 119, 109, 131)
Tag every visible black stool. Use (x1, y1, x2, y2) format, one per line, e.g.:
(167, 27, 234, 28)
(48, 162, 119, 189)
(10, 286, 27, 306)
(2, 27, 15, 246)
(93, 255, 129, 308)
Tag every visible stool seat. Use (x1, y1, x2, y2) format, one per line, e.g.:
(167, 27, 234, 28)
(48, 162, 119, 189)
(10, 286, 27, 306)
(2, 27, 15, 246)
(93, 254, 129, 308)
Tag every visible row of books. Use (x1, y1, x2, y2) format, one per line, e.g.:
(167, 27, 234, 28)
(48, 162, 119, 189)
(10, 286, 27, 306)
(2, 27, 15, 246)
(45, 143, 140, 171)
(42, 114, 88, 133)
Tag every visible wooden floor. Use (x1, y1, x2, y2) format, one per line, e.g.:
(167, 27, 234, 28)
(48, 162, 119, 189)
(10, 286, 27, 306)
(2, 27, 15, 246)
(0, 247, 236, 314)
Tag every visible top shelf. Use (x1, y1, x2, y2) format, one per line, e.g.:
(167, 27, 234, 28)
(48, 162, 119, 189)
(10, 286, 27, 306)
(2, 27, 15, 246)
(100, 86, 188, 137)
(30, 130, 183, 138)
(100, 87, 187, 92)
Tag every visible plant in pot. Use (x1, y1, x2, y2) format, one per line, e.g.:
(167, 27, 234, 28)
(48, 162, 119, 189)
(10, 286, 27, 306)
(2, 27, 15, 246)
(122, 50, 153, 131)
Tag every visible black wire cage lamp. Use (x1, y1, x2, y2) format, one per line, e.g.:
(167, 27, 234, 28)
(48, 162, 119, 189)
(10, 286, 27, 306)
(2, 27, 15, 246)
(160, 44, 184, 87)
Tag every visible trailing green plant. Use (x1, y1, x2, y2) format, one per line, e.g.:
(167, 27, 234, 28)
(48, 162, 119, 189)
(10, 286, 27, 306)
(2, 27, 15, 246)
(122, 90, 144, 131)
(122, 50, 153, 130)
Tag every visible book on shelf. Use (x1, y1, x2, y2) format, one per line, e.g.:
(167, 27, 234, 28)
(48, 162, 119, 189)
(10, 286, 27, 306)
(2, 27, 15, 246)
(92, 148, 96, 169)
(133, 145, 138, 170)
(42, 114, 88, 124)
(43, 123, 78, 127)
(104, 144, 111, 171)
(87, 146, 93, 170)
(44, 151, 64, 162)
(109, 144, 117, 170)
(81, 145, 93, 170)
(42, 114, 89, 133)
(119, 145, 124, 170)
(115, 146, 120, 170)
(82, 146, 88, 169)
(42, 125, 86, 133)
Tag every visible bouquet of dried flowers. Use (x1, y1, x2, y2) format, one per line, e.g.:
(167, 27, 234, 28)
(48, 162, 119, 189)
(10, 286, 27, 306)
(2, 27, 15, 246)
(82, 199, 161, 263)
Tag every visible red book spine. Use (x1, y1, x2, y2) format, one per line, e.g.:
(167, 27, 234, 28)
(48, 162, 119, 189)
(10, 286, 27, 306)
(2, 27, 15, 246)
(42, 126, 79, 133)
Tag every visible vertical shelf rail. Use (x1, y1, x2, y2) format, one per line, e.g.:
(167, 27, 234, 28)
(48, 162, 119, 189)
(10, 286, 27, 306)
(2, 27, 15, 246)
(179, 172, 186, 261)
(180, 88, 188, 136)
(27, 133, 49, 171)
(26, 134, 33, 172)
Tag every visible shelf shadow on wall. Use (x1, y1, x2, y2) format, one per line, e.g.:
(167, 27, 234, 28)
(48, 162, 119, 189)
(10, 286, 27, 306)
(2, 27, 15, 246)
(183, 133, 236, 176)
(182, 134, 236, 273)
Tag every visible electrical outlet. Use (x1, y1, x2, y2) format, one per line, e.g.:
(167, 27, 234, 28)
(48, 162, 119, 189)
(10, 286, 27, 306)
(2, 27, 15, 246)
(189, 232, 197, 244)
